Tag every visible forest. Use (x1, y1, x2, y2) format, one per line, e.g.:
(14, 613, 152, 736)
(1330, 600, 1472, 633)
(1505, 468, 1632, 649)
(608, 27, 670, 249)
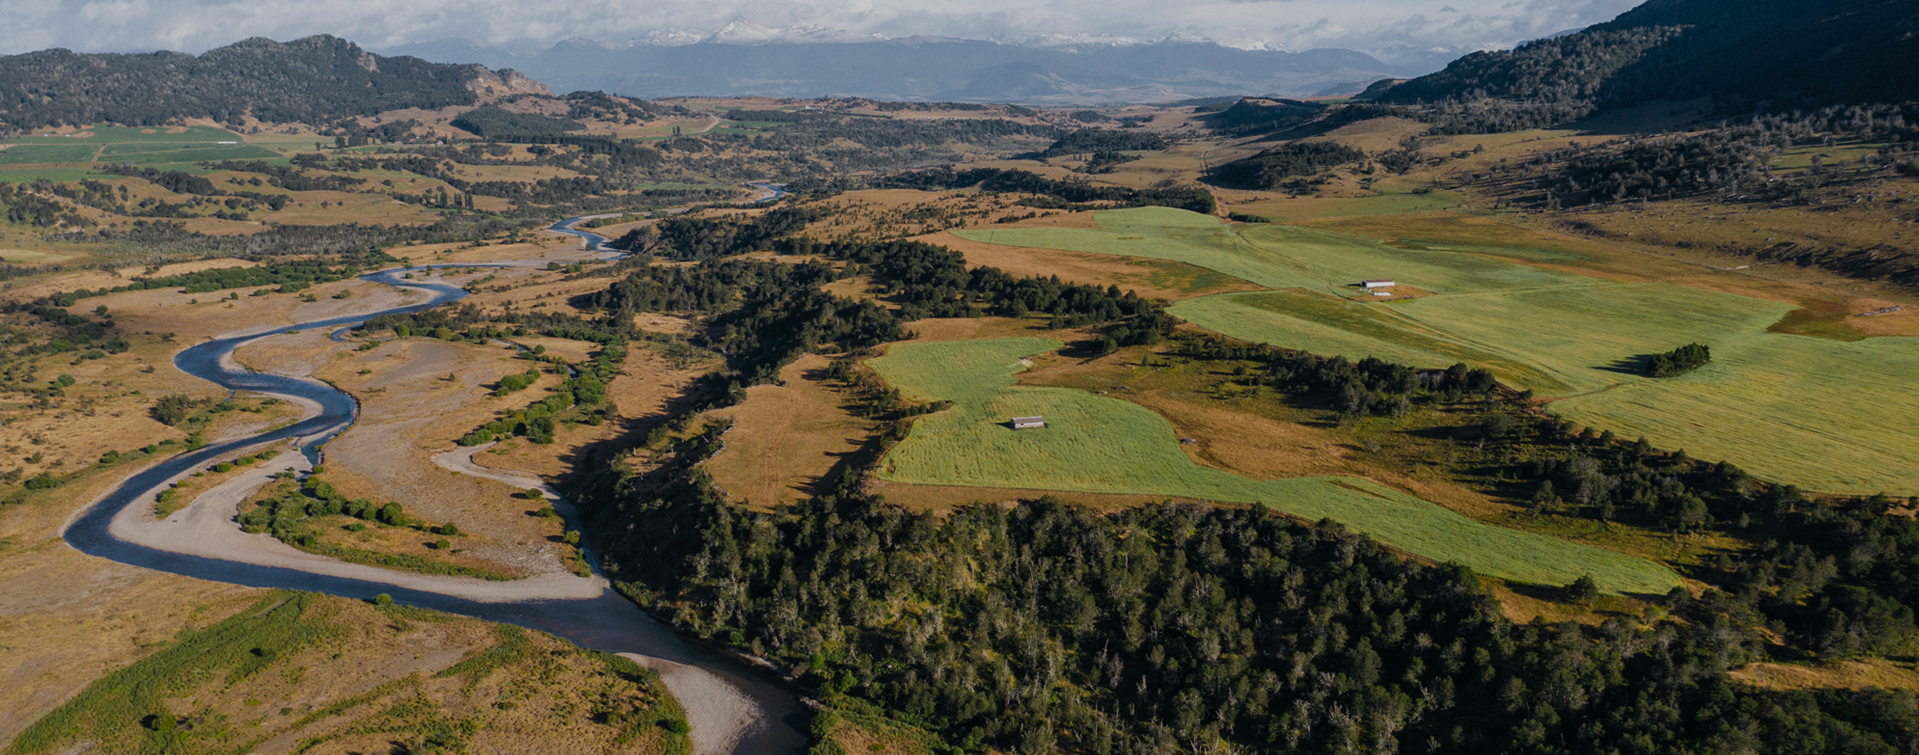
(0, 35, 482, 130)
(1374, 0, 1919, 131)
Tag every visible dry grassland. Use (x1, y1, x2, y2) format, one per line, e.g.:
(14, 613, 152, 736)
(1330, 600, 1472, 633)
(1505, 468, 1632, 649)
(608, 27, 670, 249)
(10, 591, 682, 755)
(301, 337, 575, 576)
(468, 347, 709, 481)
(1730, 659, 1919, 693)
(704, 354, 879, 509)
(0, 457, 261, 743)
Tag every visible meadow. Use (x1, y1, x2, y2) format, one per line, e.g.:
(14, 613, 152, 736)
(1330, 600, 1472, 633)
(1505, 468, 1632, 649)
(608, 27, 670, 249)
(867, 337, 1682, 594)
(0, 125, 276, 171)
(957, 209, 1919, 494)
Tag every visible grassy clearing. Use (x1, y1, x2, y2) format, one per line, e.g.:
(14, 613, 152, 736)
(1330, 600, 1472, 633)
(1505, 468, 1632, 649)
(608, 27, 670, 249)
(0, 145, 99, 164)
(867, 337, 1681, 594)
(963, 208, 1919, 494)
(7, 591, 687, 755)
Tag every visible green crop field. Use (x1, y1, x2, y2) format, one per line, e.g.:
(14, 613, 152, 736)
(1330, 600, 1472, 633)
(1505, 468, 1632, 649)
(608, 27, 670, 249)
(0, 125, 246, 144)
(0, 144, 101, 164)
(956, 209, 1919, 494)
(867, 337, 1682, 594)
(0, 125, 272, 170)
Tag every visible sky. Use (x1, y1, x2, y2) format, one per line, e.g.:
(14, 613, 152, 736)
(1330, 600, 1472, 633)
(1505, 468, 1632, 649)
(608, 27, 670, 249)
(0, 0, 1646, 68)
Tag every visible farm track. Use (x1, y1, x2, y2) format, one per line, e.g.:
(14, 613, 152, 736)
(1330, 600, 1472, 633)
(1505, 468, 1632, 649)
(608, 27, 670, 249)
(59, 216, 806, 755)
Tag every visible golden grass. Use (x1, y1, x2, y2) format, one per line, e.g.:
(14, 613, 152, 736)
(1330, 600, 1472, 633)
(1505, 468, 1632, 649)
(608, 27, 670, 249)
(9, 591, 681, 755)
(1730, 659, 1919, 693)
(704, 354, 879, 509)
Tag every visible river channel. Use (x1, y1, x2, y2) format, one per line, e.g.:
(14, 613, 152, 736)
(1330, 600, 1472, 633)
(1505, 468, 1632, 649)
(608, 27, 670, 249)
(62, 211, 807, 754)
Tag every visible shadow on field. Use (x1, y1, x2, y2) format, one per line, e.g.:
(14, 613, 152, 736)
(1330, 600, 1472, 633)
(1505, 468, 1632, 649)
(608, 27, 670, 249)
(1597, 355, 1653, 376)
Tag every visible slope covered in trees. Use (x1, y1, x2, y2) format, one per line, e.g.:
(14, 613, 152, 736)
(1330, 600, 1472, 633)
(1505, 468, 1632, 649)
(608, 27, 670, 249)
(0, 35, 494, 130)
(1377, 0, 1919, 130)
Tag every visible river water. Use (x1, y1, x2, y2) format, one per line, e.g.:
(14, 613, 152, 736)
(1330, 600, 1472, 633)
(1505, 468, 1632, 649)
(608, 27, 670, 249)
(61, 214, 806, 754)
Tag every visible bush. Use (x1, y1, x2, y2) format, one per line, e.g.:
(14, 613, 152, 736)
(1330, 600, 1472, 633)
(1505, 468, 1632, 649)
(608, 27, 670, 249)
(373, 593, 393, 607)
(150, 394, 205, 426)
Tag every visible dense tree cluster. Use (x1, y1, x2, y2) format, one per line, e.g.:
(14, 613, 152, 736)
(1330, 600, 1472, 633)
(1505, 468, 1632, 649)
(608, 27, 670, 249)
(1038, 129, 1168, 158)
(0, 182, 88, 228)
(0, 35, 481, 130)
(1479, 105, 1919, 211)
(1645, 343, 1711, 377)
(1375, 0, 1919, 131)
(612, 207, 822, 260)
(579, 459, 1919, 755)
(1200, 98, 1327, 137)
(449, 105, 586, 138)
(1208, 143, 1369, 190)
(1377, 27, 1683, 133)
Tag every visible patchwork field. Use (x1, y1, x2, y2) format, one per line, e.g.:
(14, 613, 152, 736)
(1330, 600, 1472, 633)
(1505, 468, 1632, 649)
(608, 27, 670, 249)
(956, 209, 1919, 494)
(867, 337, 1682, 594)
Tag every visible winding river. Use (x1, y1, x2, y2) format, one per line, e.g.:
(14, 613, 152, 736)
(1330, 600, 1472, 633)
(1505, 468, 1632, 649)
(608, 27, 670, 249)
(61, 208, 806, 754)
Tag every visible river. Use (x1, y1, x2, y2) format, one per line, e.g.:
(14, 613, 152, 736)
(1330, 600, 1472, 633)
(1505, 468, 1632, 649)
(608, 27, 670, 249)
(60, 211, 807, 755)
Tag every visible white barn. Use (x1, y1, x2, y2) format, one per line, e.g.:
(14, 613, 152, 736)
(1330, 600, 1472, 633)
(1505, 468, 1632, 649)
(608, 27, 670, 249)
(1011, 416, 1046, 430)
(1362, 279, 1396, 289)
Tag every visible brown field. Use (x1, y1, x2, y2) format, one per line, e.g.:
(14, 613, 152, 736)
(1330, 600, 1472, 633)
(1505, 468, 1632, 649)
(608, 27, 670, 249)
(704, 354, 879, 509)
(468, 346, 710, 481)
(1730, 659, 1919, 692)
(11, 591, 678, 755)
(900, 315, 1061, 344)
(0, 449, 261, 742)
(1303, 116, 1431, 152)
(296, 336, 575, 576)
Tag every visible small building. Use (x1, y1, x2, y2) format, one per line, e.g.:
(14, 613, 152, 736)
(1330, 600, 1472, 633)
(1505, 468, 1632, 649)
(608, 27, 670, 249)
(1011, 416, 1046, 430)
(1362, 279, 1396, 289)
(1371, 290, 1392, 297)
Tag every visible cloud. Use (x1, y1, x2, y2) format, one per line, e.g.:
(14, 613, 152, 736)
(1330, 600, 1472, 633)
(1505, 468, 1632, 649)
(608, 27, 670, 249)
(0, 0, 1650, 73)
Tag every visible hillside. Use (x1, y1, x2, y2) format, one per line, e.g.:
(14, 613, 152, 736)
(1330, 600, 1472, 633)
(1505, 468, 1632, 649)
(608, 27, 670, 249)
(0, 35, 534, 131)
(1377, 0, 1919, 127)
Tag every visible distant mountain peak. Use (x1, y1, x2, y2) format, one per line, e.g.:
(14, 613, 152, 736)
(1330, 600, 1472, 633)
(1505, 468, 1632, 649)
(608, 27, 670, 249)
(705, 17, 781, 45)
(701, 18, 886, 46)
(1014, 33, 1144, 49)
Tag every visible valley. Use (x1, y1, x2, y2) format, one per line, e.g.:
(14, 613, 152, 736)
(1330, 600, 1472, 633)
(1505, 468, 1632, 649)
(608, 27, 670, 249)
(1, 6, 1918, 752)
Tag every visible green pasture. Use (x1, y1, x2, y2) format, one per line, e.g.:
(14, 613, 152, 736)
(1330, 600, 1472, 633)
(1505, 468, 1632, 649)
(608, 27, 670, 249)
(0, 125, 245, 144)
(0, 166, 99, 182)
(0, 125, 270, 170)
(0, 144, 100, 164)
(957, 208, 1919, 494)
(868, 337, 1683, 595)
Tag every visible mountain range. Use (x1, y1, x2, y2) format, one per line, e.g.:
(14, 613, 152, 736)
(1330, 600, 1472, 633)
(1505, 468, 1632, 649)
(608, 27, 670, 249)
(383, 20, 1415, 104)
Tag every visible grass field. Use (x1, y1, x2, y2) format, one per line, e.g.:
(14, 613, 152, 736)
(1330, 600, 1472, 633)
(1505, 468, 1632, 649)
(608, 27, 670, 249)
(0, 125, 275, 170)
(867, 337, 1682, 594)
(8, 591, 685, 755)
(957, 208, 1919, 494)
(0, 145, 99, 164)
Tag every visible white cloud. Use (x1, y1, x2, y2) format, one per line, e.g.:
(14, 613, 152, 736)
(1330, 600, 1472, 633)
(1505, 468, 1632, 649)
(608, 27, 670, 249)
(0, 0, 1648, 70)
